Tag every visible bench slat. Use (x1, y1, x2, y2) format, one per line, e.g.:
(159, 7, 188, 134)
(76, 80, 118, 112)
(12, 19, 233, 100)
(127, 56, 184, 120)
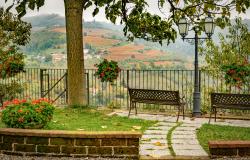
(129, 89, 181, 105)
(211, 93, 250, 107)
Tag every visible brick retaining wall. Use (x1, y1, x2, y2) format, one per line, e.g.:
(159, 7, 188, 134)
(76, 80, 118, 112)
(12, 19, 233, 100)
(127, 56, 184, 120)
(0, 128, 141, 159)
(209, 140, 250, 157)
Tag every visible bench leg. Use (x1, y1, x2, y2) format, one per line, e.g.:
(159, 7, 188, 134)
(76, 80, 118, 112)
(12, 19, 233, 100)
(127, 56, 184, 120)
(128, 101, 132, 118)
(214, 108, 217, 122)
(182, 105, 185, 120)
(135, 103, 137, 115)
(208, 107, 213, 124)
(176, 106, 180, 122)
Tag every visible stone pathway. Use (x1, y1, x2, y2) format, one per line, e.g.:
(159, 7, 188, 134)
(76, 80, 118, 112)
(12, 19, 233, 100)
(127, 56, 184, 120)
(172, 122, 207, 156)
(140, 121, 175, 158)
(111, 111, 250, 159)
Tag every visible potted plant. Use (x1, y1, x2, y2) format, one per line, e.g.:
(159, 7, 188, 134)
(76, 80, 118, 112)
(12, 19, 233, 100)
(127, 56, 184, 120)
(94, 59, 121, 84)
(221, 61, 250, 89)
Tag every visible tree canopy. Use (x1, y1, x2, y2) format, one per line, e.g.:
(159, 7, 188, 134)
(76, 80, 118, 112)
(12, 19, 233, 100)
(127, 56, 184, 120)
(0, 7, 31, 106)
(200, 18, 250, 72)
(0, 7, 31, 78)
(5, 0, 250, 45)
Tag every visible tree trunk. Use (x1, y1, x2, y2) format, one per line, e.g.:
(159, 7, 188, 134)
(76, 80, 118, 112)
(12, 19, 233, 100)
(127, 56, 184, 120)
(64, 0, 86, 106)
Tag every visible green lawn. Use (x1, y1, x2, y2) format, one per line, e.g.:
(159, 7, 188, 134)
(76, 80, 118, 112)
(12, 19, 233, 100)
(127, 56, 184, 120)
(197, 124, 250, 153)
(0, 107, 156, 132)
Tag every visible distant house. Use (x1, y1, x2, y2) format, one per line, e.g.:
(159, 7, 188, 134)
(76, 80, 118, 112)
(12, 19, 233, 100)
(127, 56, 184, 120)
(52, 53, 66, 63)
(96, 50, 106, 55)
(84, 54, 92, 59)
(84, 49, 89, 54)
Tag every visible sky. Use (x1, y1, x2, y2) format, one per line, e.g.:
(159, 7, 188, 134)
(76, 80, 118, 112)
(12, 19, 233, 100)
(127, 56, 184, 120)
(0, 0, 249, 22)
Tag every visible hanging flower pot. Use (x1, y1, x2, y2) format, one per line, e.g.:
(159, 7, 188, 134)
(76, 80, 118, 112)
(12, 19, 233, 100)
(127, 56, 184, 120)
(94, 59, 121, 83)
(221, 62, 250, 89)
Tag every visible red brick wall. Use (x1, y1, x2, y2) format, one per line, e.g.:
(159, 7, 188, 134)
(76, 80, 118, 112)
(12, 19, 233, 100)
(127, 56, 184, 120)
(209, 140, 250, 157)
(0, 128, 141, 159)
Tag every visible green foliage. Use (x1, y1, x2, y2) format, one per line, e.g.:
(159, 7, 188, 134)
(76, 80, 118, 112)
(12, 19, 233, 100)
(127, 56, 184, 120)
(95, 59, 121, 83)
(0, 8, 31, 106)
(0, 8, 31, 46)
(5, 0, 250, 45)
(1, 98, 55, 129)
(0, 47, 25, 78)
(221, 63, 250, 88)
(0, 81, 23, 105)
(201, 18, 250, 74)
(25, 31, 66, 53)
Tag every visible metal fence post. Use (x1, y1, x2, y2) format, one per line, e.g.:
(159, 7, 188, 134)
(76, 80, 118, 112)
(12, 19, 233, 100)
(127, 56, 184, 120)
(85, 72, 90, 105)
(65, 71, 68, 104)
(127, 70, 129, 110)
(47, 73, 50, 100)
(40, 69, 44, 98)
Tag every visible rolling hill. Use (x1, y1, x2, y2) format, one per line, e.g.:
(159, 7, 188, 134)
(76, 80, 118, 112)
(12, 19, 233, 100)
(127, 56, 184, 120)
(22, 14, 250, 69)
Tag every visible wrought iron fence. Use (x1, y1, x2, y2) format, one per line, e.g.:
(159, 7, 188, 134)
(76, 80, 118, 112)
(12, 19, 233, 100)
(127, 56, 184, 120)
(1, 68, 249, 113)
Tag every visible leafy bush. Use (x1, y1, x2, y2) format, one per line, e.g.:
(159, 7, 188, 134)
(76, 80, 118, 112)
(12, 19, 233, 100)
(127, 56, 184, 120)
(95, 59, 121, 83)
(0, 81, 23, 107)
(1, 98, 55, 129)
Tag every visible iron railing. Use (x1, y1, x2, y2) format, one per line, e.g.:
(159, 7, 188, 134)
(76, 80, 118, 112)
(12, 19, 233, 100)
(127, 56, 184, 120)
(1, 68, 249, 112)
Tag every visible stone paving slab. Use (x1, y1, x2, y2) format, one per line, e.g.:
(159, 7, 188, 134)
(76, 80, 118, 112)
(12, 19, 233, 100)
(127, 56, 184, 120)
(175, 149, 208, 156)
(174, 130, 196, 135)
(172, 144, 204, 150)
(172, 134, 197, 139)
(144, 130, 168, 135)
(142, 134, 166, 139)
(172, 139, 200, 145)
(157, 121, 177, 126)
(147, 126, 172, 130)
(140, 144, 168, 150)
(174, 127, 197, 131)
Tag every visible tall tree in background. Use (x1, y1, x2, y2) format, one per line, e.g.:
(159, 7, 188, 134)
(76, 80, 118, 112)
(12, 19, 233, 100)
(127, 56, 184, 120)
(200, 18, 250, 72)
(4, 0, 250, 105)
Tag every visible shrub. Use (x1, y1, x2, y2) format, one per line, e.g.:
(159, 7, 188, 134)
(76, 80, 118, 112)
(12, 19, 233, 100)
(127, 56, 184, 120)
(1, 98, 55, 129)
(0, 81, 23, 107)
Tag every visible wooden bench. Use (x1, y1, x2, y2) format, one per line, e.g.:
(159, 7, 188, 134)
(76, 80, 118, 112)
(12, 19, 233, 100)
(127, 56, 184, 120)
(209, 93, 250, 123)
(209, 140, 250, 157)
(128, 88, 185, 122)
